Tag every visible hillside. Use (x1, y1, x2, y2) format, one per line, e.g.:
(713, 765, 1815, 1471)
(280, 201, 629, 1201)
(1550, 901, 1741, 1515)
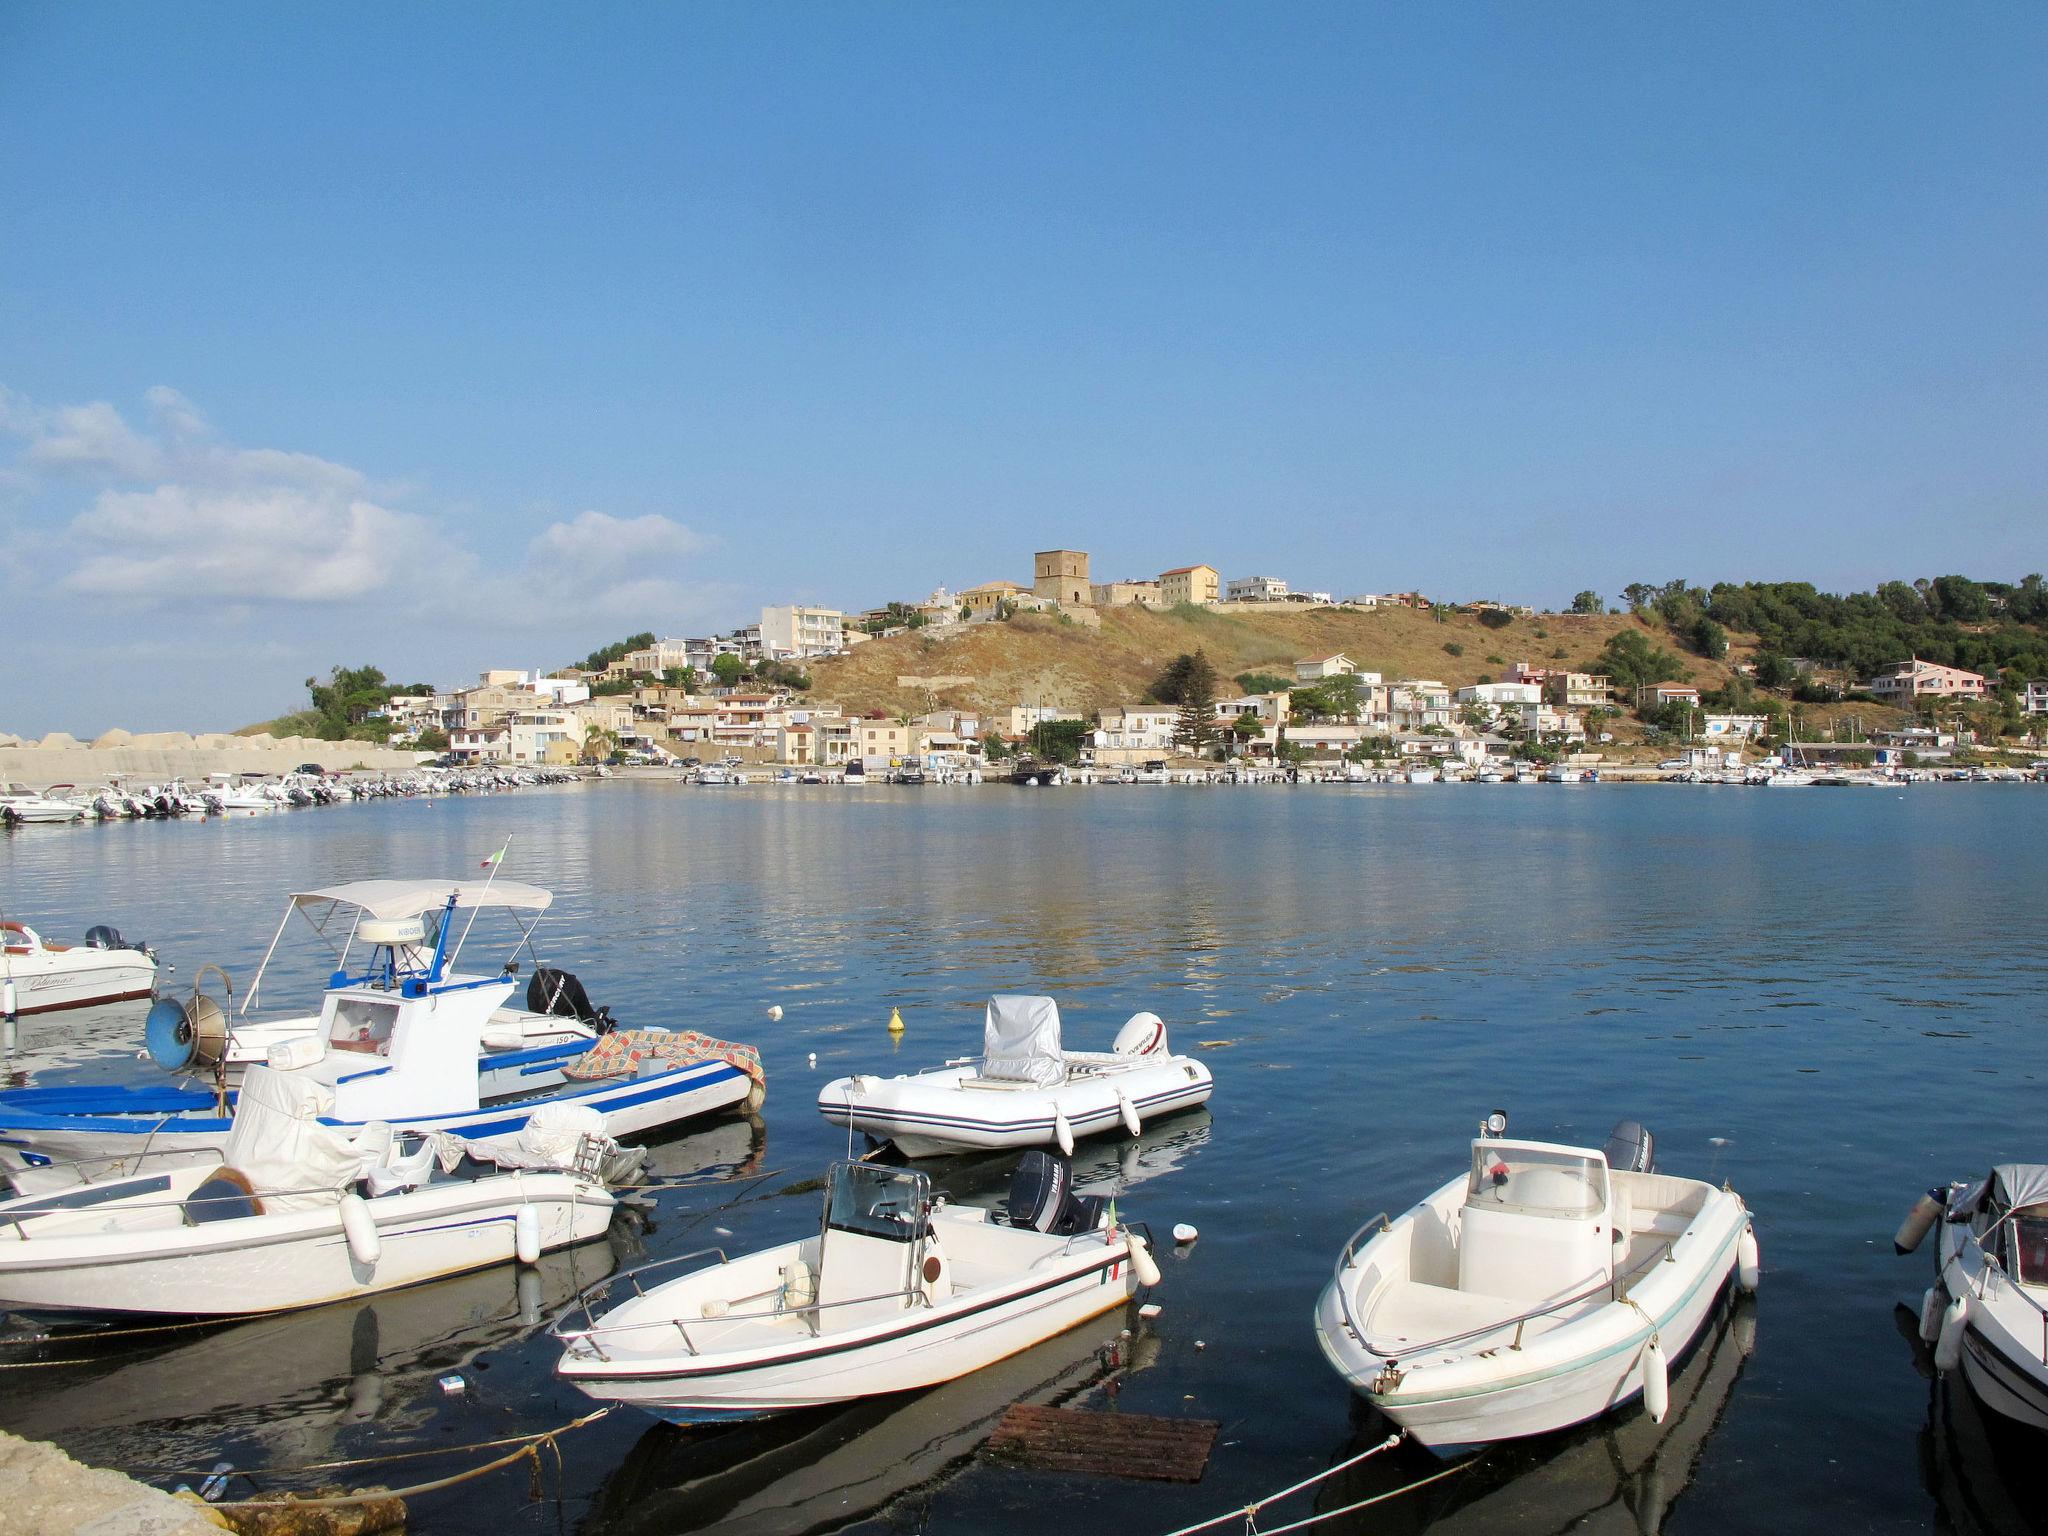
(807, 605, 1750, 717)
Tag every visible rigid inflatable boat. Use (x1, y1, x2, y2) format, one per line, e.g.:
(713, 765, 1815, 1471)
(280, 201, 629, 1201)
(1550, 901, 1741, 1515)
(815, 995, 1213, 1157)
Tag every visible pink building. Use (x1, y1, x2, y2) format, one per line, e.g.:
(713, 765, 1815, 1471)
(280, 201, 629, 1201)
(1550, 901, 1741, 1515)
(1864, 658, 1987, 703)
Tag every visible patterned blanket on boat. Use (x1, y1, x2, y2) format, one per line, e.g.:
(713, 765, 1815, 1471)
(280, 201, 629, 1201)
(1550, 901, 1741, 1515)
(560, 1029, 764, 1091)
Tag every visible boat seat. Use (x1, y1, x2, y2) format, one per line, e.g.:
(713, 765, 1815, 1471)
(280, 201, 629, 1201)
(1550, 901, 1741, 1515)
(1365, 1279, 1580, 1355)
(183, 1167, 262, 1224)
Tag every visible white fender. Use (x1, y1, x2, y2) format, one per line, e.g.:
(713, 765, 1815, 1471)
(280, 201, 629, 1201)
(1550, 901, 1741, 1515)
(339, 1193, 380, 1268)
(514, 1203, 542, 1265)
(1895, 1192, 1943, 1255)
(1053, 1106, 1074, 1156)
(1116, 1090, 1141, 1138)
(1737, 1225, 1761, 1293)
(1919, 1285, 1947, 1344)
(1642, 1339, 1669, 1423)
(1935, 1295, 1969, 1372)
(1128, 1233, 1162, 1288)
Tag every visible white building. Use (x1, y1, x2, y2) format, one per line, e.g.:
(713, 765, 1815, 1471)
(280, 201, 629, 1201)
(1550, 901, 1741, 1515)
(1093, 706, 1181, 755)
(2022, 679, 2048, 716)
(1701, 713, 1770, 739)
(1295, 654, 1358, 682)
(1227, 576, 1290, 602)
(760, 605, 846, 659)
(1455, 682, 1543, 707)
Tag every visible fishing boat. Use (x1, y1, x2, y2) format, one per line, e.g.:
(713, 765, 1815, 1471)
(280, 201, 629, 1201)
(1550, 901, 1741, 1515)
(0, 877, 764, 1169)
(554, 1152, 1159, 1422)
(1, 920, 157, 1015)
(1315, 1113, 1758, 1453)
(0, 1066, 617, 1318)
(815, 995, 1214, 1158)
(1897, 1164, 2048, 1429)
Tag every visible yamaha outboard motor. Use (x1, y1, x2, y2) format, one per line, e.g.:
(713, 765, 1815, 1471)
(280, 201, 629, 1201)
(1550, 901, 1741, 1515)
(84, 925, 126, 950)
(526, 967, 615, 1032)
(1603, 1119, 1656, 1174)
(1005, 1151, 1108, 1236)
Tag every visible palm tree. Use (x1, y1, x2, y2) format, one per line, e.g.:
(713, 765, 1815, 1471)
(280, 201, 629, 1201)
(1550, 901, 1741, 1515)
(581, 725, 618, 764)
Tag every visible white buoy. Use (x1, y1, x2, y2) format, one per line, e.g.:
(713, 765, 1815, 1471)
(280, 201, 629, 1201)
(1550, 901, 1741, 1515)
(1737, 1225, 1761, 1293)
(339, 1194, 380, 1268)
(1128, 1233, 1162, 1287)
(514, 1203, 542, 1264)
(1935, 1294, 1970, 1372)
(1919, 1285, 1947, 1344)
(767, 1004, 784, 1022)
(1, 977, 16, 1019)
(807, 1052, 817, 1068)
(1116, 1090, 1141, 1138)
(1895, 1192, 1944, 1255)
(1053, 1106, 1074, 1156)
(1172, 1223, 1199, 1245)
(1642, 1339, 1669, 1423)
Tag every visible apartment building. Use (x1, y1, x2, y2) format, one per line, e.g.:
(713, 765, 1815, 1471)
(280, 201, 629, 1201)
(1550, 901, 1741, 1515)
(760, 605, 846, 659)
(1864, 658, 1988, 703)
(1158, 565, 1220, 607)
(1227, 576, 1289, 602)
(1549, 672, 1611, 709)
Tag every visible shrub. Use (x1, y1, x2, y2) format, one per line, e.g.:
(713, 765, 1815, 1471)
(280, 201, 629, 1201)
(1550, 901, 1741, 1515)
(1443, 642, 1464, 657)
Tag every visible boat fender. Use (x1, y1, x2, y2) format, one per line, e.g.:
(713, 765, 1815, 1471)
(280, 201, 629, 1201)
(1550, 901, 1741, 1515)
(1116, 1089, 1141, 1138)
(339, 1194, 381, 1268)
(1934, 1295, 1969, 1373)
(700, 1298, 730, 1319)
(1, 976, 16, 1022)
(514, 1203, 542, 1264)
(1642, 1339, 1669, 1423)
(1895, 1191, 1945, 1255)
(1128, 1233, 1162, 1288)
(1737, 1224, 1761, 1294)
(1918, 1285, 1947, 1344)
(1112, 1012, 1168, 1057)
(1053, 1107, 1075, 1157)
(780, 1258, 816, 1311)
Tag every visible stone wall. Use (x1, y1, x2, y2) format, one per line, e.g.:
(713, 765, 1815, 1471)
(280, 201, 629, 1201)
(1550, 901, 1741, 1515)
(0, 729, 424, 789)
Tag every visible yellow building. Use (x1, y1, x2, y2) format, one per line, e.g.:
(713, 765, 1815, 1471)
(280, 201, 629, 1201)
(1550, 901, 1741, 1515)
(1033, 549, 1092, 606)
(1158, 565, 1220, 607)
(960, 580, 1027, 615)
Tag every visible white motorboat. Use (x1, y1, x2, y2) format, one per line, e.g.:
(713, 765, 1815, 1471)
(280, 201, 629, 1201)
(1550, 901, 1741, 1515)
(0, 1066, 617, 1318)
(555, 1152, 1158, 1421)
(1, 920, 157, 1015)
(816, 996, 1214, 1158)
(0, 877, 763, 1168)
(1403, 766, 1439, 784)
(1315, 1113, 1758, 1453)
(1898, 1164, 2048, 1429)
(0, 786, 86, 824)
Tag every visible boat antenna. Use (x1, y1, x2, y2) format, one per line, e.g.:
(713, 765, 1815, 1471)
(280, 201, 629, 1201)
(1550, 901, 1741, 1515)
(453, 833, 513, 964)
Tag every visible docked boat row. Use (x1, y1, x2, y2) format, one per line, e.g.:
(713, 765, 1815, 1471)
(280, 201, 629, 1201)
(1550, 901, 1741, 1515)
(0, 766, 581, 827)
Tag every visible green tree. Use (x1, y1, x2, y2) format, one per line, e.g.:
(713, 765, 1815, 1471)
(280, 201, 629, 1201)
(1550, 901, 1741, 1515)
(1753, 651, 1796, 690)
(577, 632, 656, 673)
(1691, 616, 1729, 660)
(1235, 671, 1293, 695)
(1228, 714, 1264, 751)
(1028, 719, 1091, 764)
(1621, 582, 1659, 614)
(710, 654, 745, 687)
(1166, 650, 1220, 755)
(1570, 591, 1603, 614)
(414, 725, 450, 753)
(1597, 629, 1688, 694)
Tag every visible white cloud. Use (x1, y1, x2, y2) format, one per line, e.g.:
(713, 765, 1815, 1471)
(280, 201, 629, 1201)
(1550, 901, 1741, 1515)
(1, 385, 713, 617)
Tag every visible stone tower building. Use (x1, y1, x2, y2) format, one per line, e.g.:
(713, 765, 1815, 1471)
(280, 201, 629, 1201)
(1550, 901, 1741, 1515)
(1033, 549, 1092, 606)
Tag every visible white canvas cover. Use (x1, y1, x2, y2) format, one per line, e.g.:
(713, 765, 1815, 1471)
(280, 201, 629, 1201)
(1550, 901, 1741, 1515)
(1994, 1165, 2048, 1214)
(459, 1103, 609, 1172)
(222, 1065, 374, 1213)
(982, 995, 1066, 1087)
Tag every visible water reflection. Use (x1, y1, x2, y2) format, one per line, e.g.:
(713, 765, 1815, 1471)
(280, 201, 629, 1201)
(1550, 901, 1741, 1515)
(1897, 1303, 2048, 1535)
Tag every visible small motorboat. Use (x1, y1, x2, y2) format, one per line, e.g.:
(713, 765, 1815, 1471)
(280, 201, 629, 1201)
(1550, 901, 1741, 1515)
(0, 878, 763, 1168)
(0, 1066, 618, 1318)
(816, 995, 1213, 1158)
(0, 786, 87, 825)
(1897, 1164, 2048, 1429)
(1315, 1113, 1758, 1453)
(1, 920, 157, 1015)
(554, 1151, 1160, 1421)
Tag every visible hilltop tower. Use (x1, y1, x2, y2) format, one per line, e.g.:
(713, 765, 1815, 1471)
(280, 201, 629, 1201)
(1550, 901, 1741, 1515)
(1033, 549, 1092, 606)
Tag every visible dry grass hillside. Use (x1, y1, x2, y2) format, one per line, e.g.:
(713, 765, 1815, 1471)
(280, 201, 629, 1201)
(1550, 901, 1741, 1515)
(808, 605, 1751, 718)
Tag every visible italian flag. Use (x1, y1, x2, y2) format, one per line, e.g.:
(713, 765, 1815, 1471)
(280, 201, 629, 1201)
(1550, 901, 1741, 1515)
(480, 843, 507, 869)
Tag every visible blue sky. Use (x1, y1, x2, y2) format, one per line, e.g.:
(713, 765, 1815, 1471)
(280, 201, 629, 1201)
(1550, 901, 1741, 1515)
(2, 4, 2042, 732)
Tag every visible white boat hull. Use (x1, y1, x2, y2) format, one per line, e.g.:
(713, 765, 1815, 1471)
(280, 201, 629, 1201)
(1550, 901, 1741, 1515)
(2, 957, 156, 1015)
(817, 1056, 1212, 1158)
(1938, 1224, 2048, 1430)
(0, 1170, 613, 1317)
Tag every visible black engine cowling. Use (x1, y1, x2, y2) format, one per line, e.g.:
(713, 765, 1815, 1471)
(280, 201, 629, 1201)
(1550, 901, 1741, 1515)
(84, 925, 131, 951)
(1005, 1150, 1107, 1235)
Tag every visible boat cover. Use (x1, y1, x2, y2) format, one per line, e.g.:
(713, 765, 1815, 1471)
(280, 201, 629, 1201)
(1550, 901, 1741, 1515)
(290, 879, 554, 918)
(458, 1102, 609, 1172)
(982, 995, 1066, 1087)
(1993, 1165, 2048, 1214)
(221, 1066, 376, 1213)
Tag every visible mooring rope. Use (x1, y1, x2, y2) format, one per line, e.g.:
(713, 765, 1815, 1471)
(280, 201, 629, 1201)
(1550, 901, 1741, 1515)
(1157, 1432, 1410, 1536)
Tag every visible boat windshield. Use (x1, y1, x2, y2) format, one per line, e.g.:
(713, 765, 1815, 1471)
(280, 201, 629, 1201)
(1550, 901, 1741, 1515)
(825, 1163, 929, 1243)
(2011, 1214, 2048, 1286)
(1468, 1144, 1607, 1219)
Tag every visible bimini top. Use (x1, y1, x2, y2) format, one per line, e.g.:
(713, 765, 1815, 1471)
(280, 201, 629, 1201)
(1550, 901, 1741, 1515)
(290, 879, 554, 920)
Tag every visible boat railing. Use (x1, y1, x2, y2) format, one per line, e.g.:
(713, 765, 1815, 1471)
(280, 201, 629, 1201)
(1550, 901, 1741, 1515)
(1960, 1227, 2048, 1366)
(1333, 1215, 1677, 1360)
(1023, 1222, 1129, 1272)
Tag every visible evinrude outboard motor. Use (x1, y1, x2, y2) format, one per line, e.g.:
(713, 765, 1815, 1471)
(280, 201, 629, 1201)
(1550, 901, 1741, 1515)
(527, 967, 615, 1033)
(1005, 1150, 1108, 1236)
(1603, 1118, 1656, 1174)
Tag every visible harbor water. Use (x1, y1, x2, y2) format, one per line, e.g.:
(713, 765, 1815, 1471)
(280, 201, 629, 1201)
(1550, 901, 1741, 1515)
(2, 779, 2044, 1533)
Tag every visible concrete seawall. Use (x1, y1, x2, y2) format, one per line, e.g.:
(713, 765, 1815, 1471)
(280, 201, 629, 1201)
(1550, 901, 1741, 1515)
(0, 1429, 227, 1534)
(0, 742, 423, 789)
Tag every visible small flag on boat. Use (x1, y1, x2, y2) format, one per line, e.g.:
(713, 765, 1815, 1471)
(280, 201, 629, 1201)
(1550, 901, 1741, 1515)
(480, 843, 507, 869)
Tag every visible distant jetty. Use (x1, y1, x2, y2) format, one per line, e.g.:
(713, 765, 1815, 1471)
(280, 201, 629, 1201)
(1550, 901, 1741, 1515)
(0, 729, 423, 788)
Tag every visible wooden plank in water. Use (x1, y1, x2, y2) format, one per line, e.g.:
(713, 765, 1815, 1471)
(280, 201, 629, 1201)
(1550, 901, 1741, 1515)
(985, 1403, 1219, 1482)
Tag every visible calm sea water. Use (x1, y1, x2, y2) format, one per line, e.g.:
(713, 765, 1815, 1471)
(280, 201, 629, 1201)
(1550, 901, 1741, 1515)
(2, 780, 2044, 1535)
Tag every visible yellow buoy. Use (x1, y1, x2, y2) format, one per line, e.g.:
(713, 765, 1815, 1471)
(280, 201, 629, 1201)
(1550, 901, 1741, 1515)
(887, 1007, 905, 1034)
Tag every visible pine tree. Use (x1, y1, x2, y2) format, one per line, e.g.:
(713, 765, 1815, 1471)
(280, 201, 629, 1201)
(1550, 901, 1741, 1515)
(1173, 649, 1219, 756)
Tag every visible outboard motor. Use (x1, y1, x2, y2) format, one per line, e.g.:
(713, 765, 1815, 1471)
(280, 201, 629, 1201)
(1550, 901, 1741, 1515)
(1005, 1151, 1108, 1236)
(1112, 1011, 1169, 1057)
(527, 967, 615, 1032)
(83, 925, 128, 950)
(1603, 1118, 1656, 1174)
